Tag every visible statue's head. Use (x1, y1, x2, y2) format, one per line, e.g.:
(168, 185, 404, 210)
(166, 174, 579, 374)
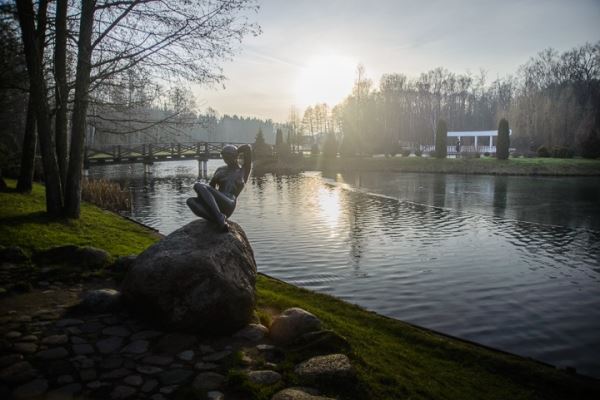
(221, 145, 238, 167)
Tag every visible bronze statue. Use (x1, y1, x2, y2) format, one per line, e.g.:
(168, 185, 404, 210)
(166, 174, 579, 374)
(187, 144, 252, 231)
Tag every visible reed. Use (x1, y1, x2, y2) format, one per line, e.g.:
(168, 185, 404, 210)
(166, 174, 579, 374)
(81, 178, 131, 213)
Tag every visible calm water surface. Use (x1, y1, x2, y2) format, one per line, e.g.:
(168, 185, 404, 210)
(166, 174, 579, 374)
(89, 160, 600, 377)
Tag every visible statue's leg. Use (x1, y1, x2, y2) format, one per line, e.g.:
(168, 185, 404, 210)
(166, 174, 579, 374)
(204, 186, 236, 217)
(186, 198, 212, 221)
(192, 183, 227, 229)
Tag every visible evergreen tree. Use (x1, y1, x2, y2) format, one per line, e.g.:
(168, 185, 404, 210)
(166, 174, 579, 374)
(496, 118, 510, 160)
(435, 119, 447, 159)
(253, 128, 271, 159)
(275, 128, 283, 146)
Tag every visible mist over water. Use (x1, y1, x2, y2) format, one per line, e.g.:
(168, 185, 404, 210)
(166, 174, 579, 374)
(90, 160, 600, 377)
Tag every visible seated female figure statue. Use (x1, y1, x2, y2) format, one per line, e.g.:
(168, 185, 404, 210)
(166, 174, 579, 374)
(186, 144, 252, 231)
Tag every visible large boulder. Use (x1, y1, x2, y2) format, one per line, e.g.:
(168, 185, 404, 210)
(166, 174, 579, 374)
(121, 219, 257, 334)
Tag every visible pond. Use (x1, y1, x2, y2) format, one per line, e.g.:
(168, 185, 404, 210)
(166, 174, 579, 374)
(89, 160, 600, 377)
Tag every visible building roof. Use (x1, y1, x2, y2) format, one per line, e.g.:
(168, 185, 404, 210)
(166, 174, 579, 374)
(448, 130, 511, 137)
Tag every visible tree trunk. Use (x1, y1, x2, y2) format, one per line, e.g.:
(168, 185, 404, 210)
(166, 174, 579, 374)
(64, 0, 96, 218)
(54, 0, 68, 187)
(16, 0, 63, 215)
(16, 96, 37, 193)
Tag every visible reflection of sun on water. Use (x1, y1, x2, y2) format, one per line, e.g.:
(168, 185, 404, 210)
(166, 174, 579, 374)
(317, 187, 341, 232)
(295, 54, 356, 108)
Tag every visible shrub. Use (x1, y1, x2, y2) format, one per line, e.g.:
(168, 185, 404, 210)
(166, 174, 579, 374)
(484, 152, 491, 157)
(415, 149, 423, 157)
(537, 146, 550, 158)
(578, 129, 600, 159)
(82, 179, 131, 213)
(551, 146, 574, 159)
(401, 149, 411, 157)
(496, 118, 510, 160)
(435, 120, 448, 159)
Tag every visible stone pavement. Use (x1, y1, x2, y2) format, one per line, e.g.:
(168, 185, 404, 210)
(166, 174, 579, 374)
(0, 281, 354, 400)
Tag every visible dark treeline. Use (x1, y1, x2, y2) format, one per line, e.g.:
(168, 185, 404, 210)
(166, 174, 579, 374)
(291, 42, 600, 157)
(0, 0, 258, 217)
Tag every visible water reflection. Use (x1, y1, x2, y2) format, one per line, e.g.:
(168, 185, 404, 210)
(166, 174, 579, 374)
(90, 162, 600, 377)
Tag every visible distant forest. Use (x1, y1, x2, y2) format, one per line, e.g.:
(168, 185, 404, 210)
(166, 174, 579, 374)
(288, 42, 600, 157)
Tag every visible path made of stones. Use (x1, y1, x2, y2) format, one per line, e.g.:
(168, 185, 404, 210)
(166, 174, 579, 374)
(1, 284, 352, 400)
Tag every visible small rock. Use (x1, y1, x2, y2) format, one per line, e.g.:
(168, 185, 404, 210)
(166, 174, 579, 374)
(5, 331, 22, 339)
(103, 326, 130, 337)
(271, 388, 334, 400)
(80, 368, 97, 382)
(101, 368, 132, 380)
(55, 318, 84, 328)
(141, 378, 158, 393)
(19, 335, 38, 342)
(131, 330, 163, 341)
(194, 362, 218, 371)
(177, 350, 194, 361)
(0, 361, 35, 384)
(12, 378, 48, 399)
(295, 354, 354, 383)
(123, 375, 143, 386)
(234, 323, 268, 342)
(71, 355, 95, 369)
(65, 327, 81, 335)
(202, 350, 231, 362)
(14, 315, 32, 322)
(46, 383, 82, 400)
(100, 357, 124, 370)
(247, 370, 282, 385)
(13, 342, 38, 354)
(57, 375, 74, 384)
(207, 391, 225, 400)
(0, 246, 28, 263)
(257, 344, 276, 352)
(110, 385, 137, 399)
(0, 354, 23, 368)
(159, 385, 178, 394)
(70, 336, 87, 344)
(36, 347, 69, 360)
(87, 380, 109, 390)
(137, 365, 163, 375)
(151, 394, 167, 400)
(79, 321, 105, 334)
(73, 343, 95, 355)
(143, 355, 173, 366)
(80, 289, 121, 312)
(192, 372, 225, 391)
(42, 334, 69, 345)
(270, 308, 321, 345)
(158, 369, 193, 385)
(199, 344, 214, 354)
(97, 336, 124, 354)
(121, 340, 148, 354)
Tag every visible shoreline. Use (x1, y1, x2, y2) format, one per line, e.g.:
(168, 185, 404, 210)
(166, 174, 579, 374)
(253, 156, 600, 177)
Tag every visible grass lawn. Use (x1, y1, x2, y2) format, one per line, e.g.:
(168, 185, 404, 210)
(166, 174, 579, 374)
(257, 156, 600, 176)
(1, 180, 599, 399)
(0, 180, 160, 258)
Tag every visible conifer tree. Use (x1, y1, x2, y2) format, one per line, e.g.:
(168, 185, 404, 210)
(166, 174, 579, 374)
(435, 119, 448, 159)
(497, 119, 510, 160)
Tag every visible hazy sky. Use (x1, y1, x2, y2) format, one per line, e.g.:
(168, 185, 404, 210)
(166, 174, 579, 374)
(193, 0, 600, 122)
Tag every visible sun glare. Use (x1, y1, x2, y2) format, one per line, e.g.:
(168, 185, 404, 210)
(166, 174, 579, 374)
(317, 187, 341, 231)
(294, 54, 357, 108)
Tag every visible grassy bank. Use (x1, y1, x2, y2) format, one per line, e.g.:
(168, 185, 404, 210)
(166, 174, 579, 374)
(1, 180, 599, 399)
(0, 180, 160, 257)
(255, 156, 600, 176)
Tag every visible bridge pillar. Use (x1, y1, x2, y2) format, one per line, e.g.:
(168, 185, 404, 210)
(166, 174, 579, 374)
(198, 159, 208, 180)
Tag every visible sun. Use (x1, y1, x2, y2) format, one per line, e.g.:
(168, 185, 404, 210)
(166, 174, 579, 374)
(294, 54, 357, 108)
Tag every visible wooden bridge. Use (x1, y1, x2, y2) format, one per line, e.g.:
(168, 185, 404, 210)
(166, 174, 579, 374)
(84, 142, 250, 169)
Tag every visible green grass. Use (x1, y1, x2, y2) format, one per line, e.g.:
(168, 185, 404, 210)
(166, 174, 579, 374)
(2, 179, 599, 399)
(0, 180, 160, 258)
(258, 156, 600, 176)
(257, 275, 600, 400)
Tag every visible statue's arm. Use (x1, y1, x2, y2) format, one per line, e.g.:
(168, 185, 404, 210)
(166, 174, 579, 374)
(239, 144, 252, 183)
